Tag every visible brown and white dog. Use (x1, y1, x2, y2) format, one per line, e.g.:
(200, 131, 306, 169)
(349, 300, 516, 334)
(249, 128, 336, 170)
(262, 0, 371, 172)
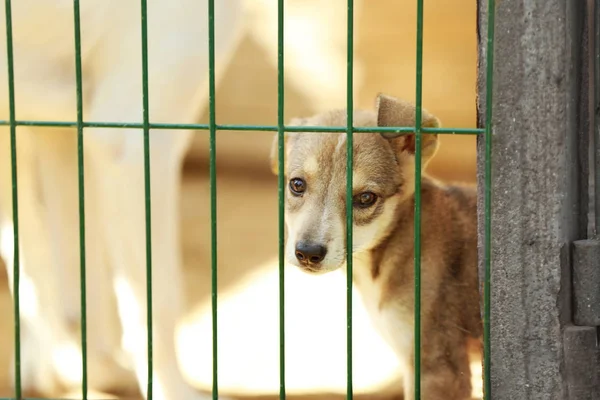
(270, 93, 482, 399)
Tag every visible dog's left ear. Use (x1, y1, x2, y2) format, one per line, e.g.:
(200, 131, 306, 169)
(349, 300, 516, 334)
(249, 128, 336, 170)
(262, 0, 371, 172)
(269, 117, 305, 175)
(375, 93, 440, 165)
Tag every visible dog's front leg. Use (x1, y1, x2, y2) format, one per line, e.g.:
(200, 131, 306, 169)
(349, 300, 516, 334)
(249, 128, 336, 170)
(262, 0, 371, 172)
(0, 128, 75, 395)
(34, 129, 138, 394)
(82, 48, 210, 400)
(84, 126, 199, 400)
(83, 75, 225, 398)
(81, 2, 242, 396)
(397, 333, 472, 400)
(418, 332, 472, 400)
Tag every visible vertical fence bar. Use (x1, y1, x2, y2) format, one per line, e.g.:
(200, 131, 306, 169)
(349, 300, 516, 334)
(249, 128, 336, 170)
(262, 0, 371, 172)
(72, 1, 88, 399)
(413, 0, 424, 398)
(345, 1, 354, 399)
(140, 0, 154, 398)
(277, 0, 286, 398)
(595, 0, 600, 232)
(3, 0, 20, 398)
(483, 0, 495, 398)
(208, 0, 219, 398)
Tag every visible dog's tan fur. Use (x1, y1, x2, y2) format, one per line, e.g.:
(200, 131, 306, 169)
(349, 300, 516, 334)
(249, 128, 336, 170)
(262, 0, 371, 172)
(270, 94, 482, 400)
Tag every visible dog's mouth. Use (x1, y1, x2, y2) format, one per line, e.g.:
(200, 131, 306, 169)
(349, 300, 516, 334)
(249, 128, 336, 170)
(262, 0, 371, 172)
(298, 265, 329, 275)
(294, 260, 342, 275)
(300, 264, 322, 273)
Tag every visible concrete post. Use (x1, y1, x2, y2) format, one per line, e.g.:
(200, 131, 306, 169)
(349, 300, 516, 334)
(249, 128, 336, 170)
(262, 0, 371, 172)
(476, 1, 599, 399)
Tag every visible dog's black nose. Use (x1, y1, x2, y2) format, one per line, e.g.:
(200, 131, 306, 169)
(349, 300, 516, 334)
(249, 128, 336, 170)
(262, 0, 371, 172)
(295, 242, 328, 264)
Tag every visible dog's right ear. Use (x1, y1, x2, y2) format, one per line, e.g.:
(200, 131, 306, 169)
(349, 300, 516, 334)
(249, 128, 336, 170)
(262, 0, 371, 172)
(269, 117, 306, 175)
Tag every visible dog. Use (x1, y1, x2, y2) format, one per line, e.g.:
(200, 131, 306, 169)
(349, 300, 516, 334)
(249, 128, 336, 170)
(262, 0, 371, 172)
(270, 93, 483, 399)
(0, 1, 244, 399)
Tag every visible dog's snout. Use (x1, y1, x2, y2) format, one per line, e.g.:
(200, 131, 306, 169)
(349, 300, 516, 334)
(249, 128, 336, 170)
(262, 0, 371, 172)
(295, 242, 328, 264)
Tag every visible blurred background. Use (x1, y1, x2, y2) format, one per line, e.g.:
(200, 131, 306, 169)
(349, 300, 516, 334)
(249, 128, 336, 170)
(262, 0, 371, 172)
(0, 0, 479, 398)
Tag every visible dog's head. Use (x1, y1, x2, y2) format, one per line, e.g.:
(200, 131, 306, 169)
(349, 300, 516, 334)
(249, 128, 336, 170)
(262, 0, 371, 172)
(270, 93, 441, 274)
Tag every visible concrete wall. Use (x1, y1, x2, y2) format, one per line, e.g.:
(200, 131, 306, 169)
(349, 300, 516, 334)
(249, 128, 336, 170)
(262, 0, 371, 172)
(477, 0, 600, 399)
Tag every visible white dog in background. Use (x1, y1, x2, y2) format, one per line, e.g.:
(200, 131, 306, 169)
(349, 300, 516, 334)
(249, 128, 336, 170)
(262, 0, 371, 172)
(0, 0, 360, 399)
(0, 1, 244, 399)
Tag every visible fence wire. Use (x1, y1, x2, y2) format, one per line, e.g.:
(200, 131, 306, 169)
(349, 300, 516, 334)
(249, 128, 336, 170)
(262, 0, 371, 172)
(72, 1, 88, 399)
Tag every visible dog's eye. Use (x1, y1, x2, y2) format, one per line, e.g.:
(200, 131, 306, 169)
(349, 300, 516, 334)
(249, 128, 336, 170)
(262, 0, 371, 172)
(289, 178, 306, 195)
(353, 192, 377, 208)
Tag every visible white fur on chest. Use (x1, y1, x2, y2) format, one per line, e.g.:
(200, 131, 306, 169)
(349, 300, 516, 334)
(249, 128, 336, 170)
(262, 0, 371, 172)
(352, 253, 414, 361)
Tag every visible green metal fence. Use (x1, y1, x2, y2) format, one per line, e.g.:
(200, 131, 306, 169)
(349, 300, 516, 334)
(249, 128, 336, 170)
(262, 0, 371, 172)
(1, 0, 495, 399)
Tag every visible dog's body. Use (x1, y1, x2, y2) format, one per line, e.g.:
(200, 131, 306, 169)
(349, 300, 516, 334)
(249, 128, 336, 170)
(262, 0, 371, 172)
(0, 1, 243, 399)
(271, 94, 482, 399)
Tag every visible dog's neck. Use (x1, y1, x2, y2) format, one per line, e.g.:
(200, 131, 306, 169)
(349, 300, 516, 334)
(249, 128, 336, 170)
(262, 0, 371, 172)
(348, 175, 439, 285)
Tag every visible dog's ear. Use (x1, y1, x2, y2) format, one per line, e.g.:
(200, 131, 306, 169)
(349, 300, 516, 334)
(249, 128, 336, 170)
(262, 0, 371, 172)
(375, 93, 440, 165)
(269, 117, 306, 175)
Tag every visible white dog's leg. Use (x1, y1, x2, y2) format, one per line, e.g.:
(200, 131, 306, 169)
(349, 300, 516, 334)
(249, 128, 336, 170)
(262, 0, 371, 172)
(82, 157, 140, 394)
(0, 128, 76, 395)
(84, 126, 204, 400)
(34, 130, 138, 394)
(81, 4, 243, 399)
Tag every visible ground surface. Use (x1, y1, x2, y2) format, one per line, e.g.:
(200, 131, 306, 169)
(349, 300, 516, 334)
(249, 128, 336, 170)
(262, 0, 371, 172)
(0, 171, 406, 400)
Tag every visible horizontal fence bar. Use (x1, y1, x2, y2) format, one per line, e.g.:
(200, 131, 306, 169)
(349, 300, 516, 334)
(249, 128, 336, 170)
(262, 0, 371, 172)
(0, 120, 483, 134)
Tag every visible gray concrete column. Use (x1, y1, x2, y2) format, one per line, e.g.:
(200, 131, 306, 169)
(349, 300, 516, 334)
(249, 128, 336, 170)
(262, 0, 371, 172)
(476, 1, 599, 399)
